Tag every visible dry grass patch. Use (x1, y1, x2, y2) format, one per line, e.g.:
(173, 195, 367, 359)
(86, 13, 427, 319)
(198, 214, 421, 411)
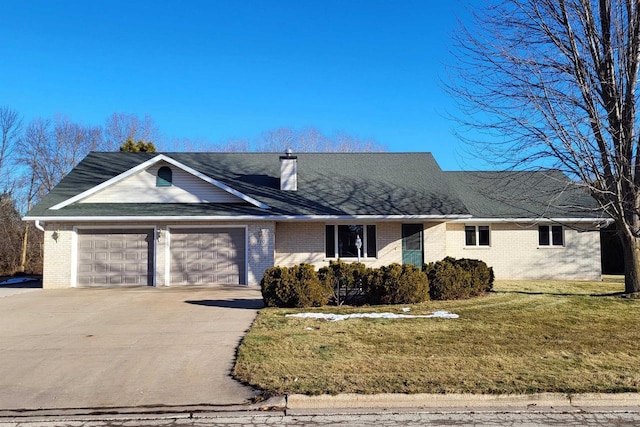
(234, 278, 640, 395)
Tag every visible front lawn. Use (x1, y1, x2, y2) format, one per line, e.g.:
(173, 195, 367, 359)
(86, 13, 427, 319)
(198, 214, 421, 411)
(233, 277, 640, 395)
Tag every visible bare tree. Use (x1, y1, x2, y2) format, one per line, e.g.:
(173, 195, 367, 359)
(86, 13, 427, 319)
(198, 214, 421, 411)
(15, 117, 102, 272)
(449, 0, 640, 293)
(257, 127, 298, 152)
(0, 194, 23, 274)
(103, 112, 160, 150)
(0, 107, 22, 192)
(255, 127, 385, 152)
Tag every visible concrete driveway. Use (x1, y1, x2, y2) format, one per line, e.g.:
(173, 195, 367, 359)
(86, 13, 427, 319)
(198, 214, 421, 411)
(0, 286, 263, 410)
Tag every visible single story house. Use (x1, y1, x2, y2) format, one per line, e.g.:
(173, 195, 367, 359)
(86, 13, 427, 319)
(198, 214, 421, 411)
(24, 151, 611, 288)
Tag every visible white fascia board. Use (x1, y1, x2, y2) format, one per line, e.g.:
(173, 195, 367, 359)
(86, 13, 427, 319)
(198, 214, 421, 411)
(49, 154, 270, 210)
(452, 217, 613, 225)
(23, 214, 473, 222)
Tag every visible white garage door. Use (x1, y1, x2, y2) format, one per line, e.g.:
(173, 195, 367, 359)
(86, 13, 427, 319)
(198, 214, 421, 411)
(170, 228, 246, 285)
(77, 229, 154, 287)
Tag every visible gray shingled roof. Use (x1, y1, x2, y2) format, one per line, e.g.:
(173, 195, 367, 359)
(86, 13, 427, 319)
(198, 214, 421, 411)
(27, 152, 471, 218)
(445, 171, 605, 219)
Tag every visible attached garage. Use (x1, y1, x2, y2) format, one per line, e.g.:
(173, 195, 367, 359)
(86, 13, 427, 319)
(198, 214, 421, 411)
(77, 229, 154, 287)
(169, 227, 246, 286)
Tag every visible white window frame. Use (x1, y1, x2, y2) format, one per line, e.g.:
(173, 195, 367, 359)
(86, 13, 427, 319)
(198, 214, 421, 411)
(538, 224, 564, 248)
(464, 224, 490, 247)
(325, 224, 377, 259)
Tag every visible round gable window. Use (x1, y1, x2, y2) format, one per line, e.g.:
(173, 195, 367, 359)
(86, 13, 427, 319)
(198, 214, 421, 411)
(157, 166, 172, 187)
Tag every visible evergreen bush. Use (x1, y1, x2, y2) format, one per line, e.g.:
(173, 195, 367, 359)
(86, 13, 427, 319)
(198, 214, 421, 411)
(260, 264, 331, 308)
(318, 260, 368, 305)
(425, 257, 494, 300)
(363, 263, 429, 304)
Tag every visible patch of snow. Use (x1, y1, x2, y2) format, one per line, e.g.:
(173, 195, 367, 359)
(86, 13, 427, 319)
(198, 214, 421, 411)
(286, 311, 459, 321)
(0, 277, 35, 285)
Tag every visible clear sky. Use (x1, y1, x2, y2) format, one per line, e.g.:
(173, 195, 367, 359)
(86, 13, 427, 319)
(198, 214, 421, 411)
(0, 0, 475, 170)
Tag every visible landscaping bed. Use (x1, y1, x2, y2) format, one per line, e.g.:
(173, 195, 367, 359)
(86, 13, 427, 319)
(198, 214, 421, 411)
(234, 276, 640, 395)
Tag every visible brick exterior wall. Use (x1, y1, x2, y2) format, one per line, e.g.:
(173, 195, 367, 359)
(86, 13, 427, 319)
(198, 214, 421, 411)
(41, 220, 275, 289)
(274, 222, 405, 269)
(424, 222, 447, 263)
(42, 224, 75, 289)
(247, 222, 275, 287)
(445, 222, 602, 280)
(41, 219, 603, 289)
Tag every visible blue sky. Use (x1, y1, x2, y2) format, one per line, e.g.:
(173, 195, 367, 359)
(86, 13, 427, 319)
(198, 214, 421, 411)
(1, 0, 475, 170)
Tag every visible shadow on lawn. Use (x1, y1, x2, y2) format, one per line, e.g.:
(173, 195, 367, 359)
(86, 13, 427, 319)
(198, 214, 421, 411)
(185, 299, 264, 309)
(492, 290, 626, 297)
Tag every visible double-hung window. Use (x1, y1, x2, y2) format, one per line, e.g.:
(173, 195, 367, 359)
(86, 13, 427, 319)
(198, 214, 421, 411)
(465, 225, 490, 246)
(325, 225, 376, 258)
(538, 225, 564, 246)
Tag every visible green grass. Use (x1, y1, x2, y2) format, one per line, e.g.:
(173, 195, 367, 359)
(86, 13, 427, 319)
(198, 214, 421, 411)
(234, 277, 640, 395)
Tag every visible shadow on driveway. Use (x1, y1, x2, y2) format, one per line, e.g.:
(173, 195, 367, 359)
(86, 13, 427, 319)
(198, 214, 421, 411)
(185, 298, 264, 309)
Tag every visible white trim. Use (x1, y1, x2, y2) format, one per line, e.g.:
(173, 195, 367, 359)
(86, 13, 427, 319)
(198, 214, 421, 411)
(24, 214, 472, 222)
(73, 225, 157, 288)
(49, 154, 270, 210)
(166, 225, 249, 287)
(152, 226, 157, 287)
(538, 224, 565, 248)
(325, 223, 377, 260)
(71, 227, 78, 288)
(164, 227, 170, 287)
(34, 220, 45, 232)
(464, 224, 491, 247)
(452, 217, 612, 224)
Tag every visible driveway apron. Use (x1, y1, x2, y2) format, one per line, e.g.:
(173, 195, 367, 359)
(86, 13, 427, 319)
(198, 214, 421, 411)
(0, 286, 263, 410)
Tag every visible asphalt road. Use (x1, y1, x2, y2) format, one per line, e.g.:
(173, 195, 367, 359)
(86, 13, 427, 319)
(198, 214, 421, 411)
(2, 411, 640, 426)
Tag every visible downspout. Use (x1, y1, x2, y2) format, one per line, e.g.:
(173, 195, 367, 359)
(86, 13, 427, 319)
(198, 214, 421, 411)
(34, 220, 45, 232)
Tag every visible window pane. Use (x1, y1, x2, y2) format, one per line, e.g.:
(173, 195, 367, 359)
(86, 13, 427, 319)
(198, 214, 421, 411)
(478, 226, 490, 246)
(539, 226, 550, 246)
(325, 225, 335, 258)
(465, 226, 476, 246)
(366, 225, 376, 258)
(552, 225, 563, 246)
(402, 224, 422, 251)
(157, 166, 172, 187)
(338, 225, 362, 257)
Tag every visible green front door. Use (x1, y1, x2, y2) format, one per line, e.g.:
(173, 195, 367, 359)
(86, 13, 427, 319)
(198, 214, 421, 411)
(402, 224, 423, 268)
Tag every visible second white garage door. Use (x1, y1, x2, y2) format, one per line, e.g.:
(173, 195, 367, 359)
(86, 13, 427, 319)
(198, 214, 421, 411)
(169, 228, 246, 285)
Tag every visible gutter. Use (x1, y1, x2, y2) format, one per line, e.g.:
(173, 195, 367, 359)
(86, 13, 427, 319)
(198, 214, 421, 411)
(451, 217, 614, 226)
(22, 214, 474, 222)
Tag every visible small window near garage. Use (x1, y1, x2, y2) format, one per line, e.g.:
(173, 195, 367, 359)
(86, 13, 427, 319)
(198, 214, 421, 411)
(325, 224, 377, 258)
(157, 166, 172, 187)
(465, 225, 490, 246)
(539, 225, 564, 246)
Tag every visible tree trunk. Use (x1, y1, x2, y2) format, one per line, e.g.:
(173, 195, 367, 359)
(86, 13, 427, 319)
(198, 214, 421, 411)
(18, 222, 29, 273)
(620, 231, 640, 294)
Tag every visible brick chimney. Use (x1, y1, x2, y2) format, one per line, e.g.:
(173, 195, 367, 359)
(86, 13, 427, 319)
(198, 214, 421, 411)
(279, 148, 297, 191)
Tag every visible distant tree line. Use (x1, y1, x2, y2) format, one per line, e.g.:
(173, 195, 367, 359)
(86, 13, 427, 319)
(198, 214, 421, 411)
(0, 106, 384, 276)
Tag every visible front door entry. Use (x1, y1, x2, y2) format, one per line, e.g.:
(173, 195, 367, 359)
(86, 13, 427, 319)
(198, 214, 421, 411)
(402, 224, 423, 268)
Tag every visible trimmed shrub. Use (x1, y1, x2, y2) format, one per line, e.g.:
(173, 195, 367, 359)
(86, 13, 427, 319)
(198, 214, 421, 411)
(455, 258, 494, 294)
(318, 260, 368, 305)
(260, 264, 332, 308)
(425, 257, 494, 300)
(363, 263, 430, 305)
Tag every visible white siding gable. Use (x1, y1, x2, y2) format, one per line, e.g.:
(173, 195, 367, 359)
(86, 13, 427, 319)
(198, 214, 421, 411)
(80, 162, 243, 204)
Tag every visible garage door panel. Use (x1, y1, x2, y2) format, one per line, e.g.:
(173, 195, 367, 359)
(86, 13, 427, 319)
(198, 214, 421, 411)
(170, 228, 245, 286)
(77, 229, 153, 287)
